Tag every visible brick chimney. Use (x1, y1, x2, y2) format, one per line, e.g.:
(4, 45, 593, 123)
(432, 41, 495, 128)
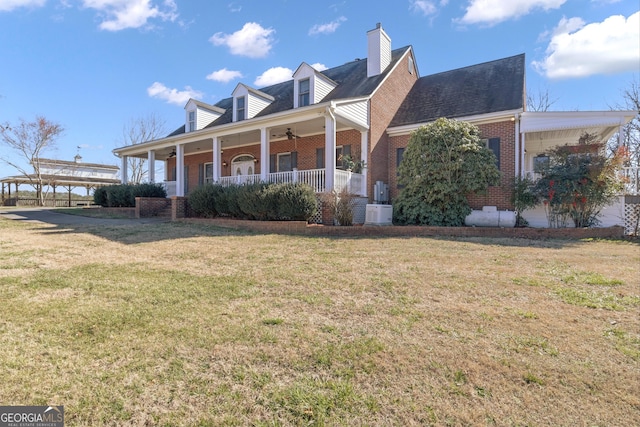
(367, 23, 391, 78)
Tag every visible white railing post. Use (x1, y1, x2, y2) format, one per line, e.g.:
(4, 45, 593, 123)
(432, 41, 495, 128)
(293, 168, 298, 183)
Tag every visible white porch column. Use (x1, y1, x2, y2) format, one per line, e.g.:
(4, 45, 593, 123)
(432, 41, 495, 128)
(148, 150, 156, 183)
(618, 123, 625, 148)
(121, 155, 129, 184)
(260, 127, 269, 181)
(325, 107, 337, 192)
(360, 130, 368, 196)
(520, 132, 526, 178)
(514, 114, 520, 178)
(176, 144, 185, 197)
(213, 137, 221, 182)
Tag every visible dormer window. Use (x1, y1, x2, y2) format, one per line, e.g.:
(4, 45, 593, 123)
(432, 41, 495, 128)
(231, 84, 274, 122)
(293, 62, 337, 109)
(236, 96, 246, 121)
(184, 99, 224, 131)
(299, 79, 310, 107)
(188, 111, 196, 131)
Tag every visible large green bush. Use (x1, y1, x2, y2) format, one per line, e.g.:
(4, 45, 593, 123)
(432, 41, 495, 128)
(393, 118, 501, 226)
(93, 183, 166, 207)
(187, 182, 317, 221)
(271, 183, 318, 221)
(188, 184, 219, 218)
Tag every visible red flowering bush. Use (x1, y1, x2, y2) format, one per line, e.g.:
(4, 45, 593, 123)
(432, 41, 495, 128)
(533, 134, 625, 228)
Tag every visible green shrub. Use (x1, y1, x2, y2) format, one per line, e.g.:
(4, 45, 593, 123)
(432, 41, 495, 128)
(223, 185, 244, 219)
(186, 182, 317, 221)
(188, 184, 218, 217)
(393, 118, 500, 226)
(272, 183, 318, 221)
(237, 183, 270, 220)
(93, 183, 167, 208)
(134, 183, 167, 199)
(93, 187, 107, 207)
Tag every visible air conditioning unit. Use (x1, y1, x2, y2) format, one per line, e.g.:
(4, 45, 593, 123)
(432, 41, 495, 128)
(365, 204, 393, 226)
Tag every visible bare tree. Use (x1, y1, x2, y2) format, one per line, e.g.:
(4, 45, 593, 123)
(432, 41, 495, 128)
(118, 113, 167, 184)
(526, 87, 558, 112)
(0, 116, 64, 206)
(617, 78, 640, 167)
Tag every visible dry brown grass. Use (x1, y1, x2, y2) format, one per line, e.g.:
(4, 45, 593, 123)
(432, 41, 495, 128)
(0, 215, 638, 426)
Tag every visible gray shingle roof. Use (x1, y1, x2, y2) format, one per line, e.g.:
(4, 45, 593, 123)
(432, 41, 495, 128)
(389, 54, 525, 127)
(167, 47, 412, 137)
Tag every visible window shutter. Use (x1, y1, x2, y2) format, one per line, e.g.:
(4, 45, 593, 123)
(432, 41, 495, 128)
(396, 147, 405, 175)
(291, 151, 298, 169)
(316, 148, 325, 169)
(171, 167, 176, 181)
(184, 166, 189, 194)
(198, 163, 204, 186)
(270, 154, 276, 173)
(488, 138, 500, 170)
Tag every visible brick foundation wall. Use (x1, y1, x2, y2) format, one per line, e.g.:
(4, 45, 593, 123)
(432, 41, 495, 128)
(171, 196, 191, 220)
(135, 197, 171, 218)
(179, 217, 626, 240)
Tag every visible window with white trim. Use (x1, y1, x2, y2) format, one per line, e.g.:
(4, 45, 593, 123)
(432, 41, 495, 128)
(236, 96, 245, 121)
(482, 138, 501, 170)
(299, 79, 310, 107)
(188, 111, 196, 132)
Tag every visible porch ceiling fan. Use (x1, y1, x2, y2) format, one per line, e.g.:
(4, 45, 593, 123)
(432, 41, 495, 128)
(167, 149, 176, 159)
(273, 127, 300, 140)
(285, 128, 299, 140)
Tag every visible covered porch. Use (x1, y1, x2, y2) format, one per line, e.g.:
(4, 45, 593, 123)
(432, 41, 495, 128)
(518, 111, 638, 193)
(116, 101, 370, 198)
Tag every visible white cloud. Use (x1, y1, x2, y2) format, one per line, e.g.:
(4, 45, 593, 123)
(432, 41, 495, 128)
(254, 67, 293, 87)
(311, 63, 328, 71)
(81, 0, 178, 31)
(0, 0, 45, 12)
(228, 2, 241, 12)
(533, 12, 640, 79)
(309, 16, 346, 36)
(458, 0, 566, 26)
(409, 0, 448, 16)
(206, 68, 243, 83)
(147, 82, 203, 105)
(210, 22, 275, 58)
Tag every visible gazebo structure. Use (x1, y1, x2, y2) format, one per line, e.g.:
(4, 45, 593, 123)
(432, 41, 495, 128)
(1, 156, 120, 207)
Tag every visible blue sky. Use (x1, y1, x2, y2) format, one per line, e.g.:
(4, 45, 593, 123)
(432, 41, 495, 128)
(0, 0, 638, 175)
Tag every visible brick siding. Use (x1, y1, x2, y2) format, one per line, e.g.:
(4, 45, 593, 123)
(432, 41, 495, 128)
(368, 50, 419, 197)
(388, 119, 517, 210)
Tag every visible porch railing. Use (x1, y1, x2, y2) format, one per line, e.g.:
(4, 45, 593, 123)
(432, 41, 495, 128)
(523, 167, 639, 195)
(621, 167, 639, 195)
(163, 168, 366, 197)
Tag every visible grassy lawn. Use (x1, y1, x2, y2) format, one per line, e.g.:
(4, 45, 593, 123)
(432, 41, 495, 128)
(0, 216, 638, 426)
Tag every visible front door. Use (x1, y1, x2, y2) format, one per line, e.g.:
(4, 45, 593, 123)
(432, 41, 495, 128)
(232, 161, 254, 177)
(231, 155, 255, 184)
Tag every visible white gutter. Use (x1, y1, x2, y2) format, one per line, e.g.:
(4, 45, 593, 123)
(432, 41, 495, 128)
(113, 96, 375, 158)
(386, 108, 524, 137)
